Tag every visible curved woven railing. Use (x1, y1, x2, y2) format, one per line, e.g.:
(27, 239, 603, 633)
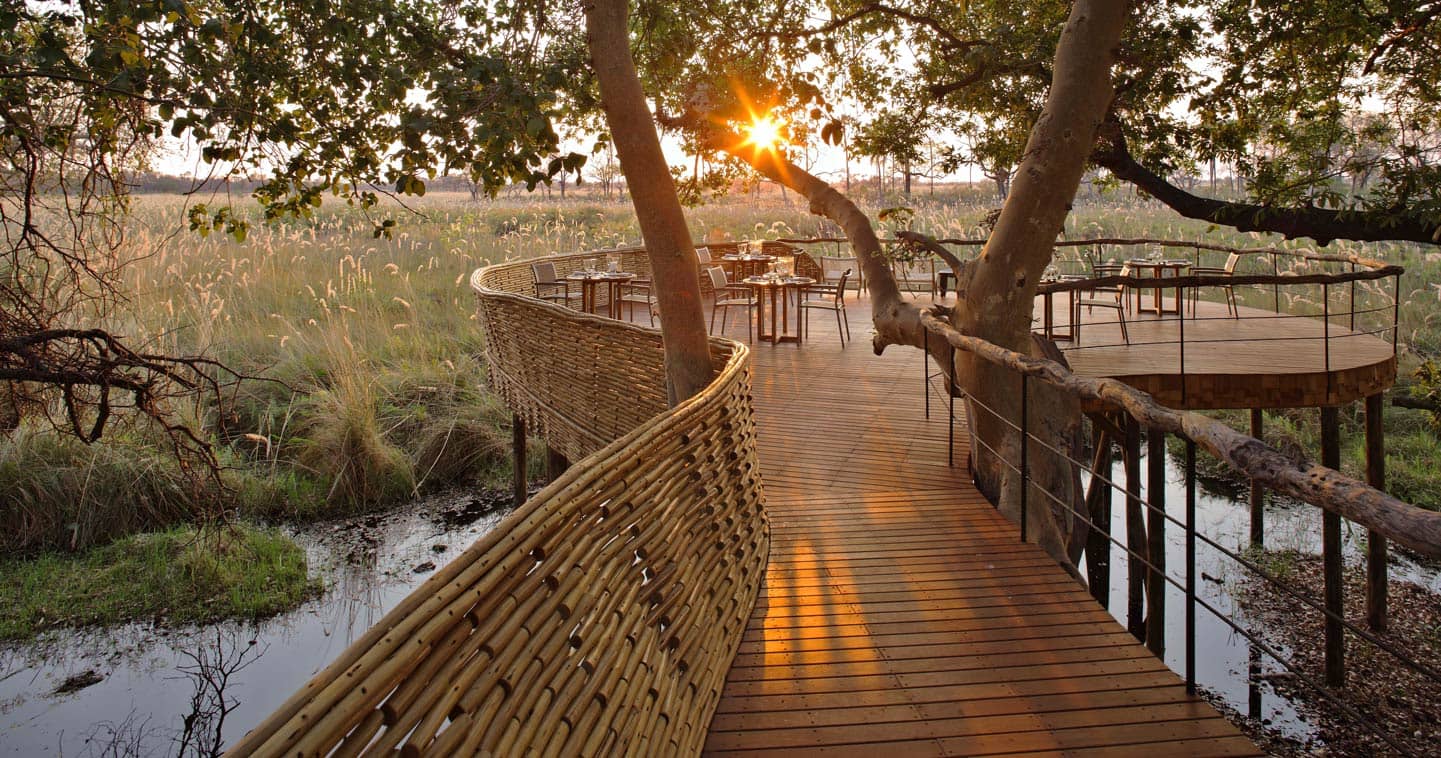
(231, 250, 769, 756)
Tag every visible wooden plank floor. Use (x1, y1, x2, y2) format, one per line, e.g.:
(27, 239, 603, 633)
(701, 295, 1260, 757)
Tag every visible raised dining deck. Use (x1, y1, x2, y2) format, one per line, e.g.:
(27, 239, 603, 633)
(701, 297, 1260, 756)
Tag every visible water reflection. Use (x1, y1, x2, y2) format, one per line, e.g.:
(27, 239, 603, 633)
(0, 490, 510, 756)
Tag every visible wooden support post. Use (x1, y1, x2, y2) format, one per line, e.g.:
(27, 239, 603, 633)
(1320, 405, 1344, 688)
(1125, 418, 1146, 642)
(546, 447, 570, 484)
(1365, 393, 1388, 632)
(1249, 409, 1265, 548)
(1146, 428, 1167, 657)
(1085, 420, 1113, 608)
(512, 413, 528, 508)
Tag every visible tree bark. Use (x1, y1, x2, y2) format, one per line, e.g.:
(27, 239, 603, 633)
(952, 0, 1130, 565)
(584, 0, 714, 404)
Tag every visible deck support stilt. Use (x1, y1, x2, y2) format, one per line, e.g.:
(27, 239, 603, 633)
(1146, 427, 1167, 657)
(546, 447, 570, 483)
(1365, 392, 1388, 631)
(1124, 418, 1145, 642)
(1249, 408, 1265, 548)
(1320, 405, 1345, 688)
(512, 413, 528, 508)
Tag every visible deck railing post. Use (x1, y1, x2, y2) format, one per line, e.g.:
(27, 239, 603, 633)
(1125, 419, 1145, 641)
(1365, 392, 1388, 631)
(948, 348, 956, 467)
(512, 413, 528, 508)
(1272, 252, 1281, 313)
(1019, 372, 1029, 543)
(1393, 273, 1401, 355)
(1146, 428, 1167, 657)
(1185, 437, 1197, 695)
(1178, 299, 1186, 404)
(1350, 262, 1357, 331)
(1249, 409, 1266, 548)
(1323, 282, 1332, 403)
(1321, 405, 1345, 688)
(924, 353, 930, 419)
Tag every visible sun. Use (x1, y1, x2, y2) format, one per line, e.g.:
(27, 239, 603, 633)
(743, 115, 787, 152)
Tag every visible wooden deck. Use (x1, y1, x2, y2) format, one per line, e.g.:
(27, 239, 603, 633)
(1047, 296, 1396, 409)
(699, 296, 1261, 756)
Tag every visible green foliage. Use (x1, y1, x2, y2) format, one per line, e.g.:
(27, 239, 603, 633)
(1411, 360, 1441, 431)
(0, 524, 317, 641)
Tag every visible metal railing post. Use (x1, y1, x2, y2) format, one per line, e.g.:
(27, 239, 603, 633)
(1324, 282, 1332, 404)
(948, 349, 955, 467)
(1350, 262, 1357, 331)
(1185, 437, 1197, 695)
(1019, 372, 1029, 543)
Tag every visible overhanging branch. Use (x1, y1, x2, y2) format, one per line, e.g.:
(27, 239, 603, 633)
(1094, 120, 1441, 246)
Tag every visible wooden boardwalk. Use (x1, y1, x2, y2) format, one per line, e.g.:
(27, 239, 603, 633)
(702, 297, 1260, 756)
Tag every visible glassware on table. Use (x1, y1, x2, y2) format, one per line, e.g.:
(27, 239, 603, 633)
(1043, 264, 1059, 282)
(1148, 245, 1163, 262)
(606, 254, 619, 273)
(584, 258, 597, 273)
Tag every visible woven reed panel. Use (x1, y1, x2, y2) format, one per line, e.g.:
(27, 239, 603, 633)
(232, 253, 769, 757)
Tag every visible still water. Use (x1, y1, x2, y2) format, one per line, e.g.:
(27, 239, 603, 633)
(2, 457, 1436, 755)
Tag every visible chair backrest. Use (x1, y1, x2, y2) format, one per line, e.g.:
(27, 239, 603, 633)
(821, 256, 856, 281)
(706, 265, 728, 290)
(696, 246, 712, 265)
(532, 261, 558, 285)
(834, 269, 852, 303)
(1223, 252, 1241, 273)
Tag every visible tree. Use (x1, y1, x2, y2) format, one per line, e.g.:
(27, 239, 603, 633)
(852, 107, 931, 199)
(1, 0, 591, 460)
(816, 0, 1441, 245)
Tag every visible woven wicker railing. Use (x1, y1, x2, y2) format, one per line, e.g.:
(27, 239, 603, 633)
(230, 250, 769, 756)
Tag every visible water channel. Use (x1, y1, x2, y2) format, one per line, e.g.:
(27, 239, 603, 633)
(2, 453, 1436, 755)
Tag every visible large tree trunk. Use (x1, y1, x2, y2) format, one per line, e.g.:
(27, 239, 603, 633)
(584, 0, 714, 403)
(952, 0, 1130, 565)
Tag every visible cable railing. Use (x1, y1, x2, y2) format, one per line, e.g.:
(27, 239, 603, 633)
(918, 311, 1441, 756)
(231, 250, 769, 757)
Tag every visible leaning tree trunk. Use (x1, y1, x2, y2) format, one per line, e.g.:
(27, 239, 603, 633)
(584, 0, 714, 404)
(955, 0, 1130, 565)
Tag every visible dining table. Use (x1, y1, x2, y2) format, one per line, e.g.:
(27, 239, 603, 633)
(1126, 258, 1191, 315)
(1036, 274, 1088, 341)
(722, 253, 776, 280)
(744, 275, 814, 344)
(565, 270, 635, 315)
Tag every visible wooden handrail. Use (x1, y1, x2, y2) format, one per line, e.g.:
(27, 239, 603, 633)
(919, 311, 1441, 558)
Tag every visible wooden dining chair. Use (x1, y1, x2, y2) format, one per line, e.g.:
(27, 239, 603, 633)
(706, 266, 756, 342)
(531, 261, 582, 308)
(800, 269, 851, 344)
(1073, 264, 1130, 345)
(1189, 252, 1241, 317)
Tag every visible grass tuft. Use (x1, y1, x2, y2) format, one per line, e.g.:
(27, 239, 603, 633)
(0, 524, 318, 641)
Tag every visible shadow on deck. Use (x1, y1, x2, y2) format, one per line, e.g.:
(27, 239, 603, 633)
(695, 295, 1261, 756)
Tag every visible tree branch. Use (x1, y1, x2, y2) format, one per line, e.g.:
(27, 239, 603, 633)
(1093, 119, 1441, 246)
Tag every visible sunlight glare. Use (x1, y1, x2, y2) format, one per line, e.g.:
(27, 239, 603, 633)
(744, 115, 786, 151)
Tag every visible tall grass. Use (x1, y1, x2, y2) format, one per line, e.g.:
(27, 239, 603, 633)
(10, 187, 1441, 552)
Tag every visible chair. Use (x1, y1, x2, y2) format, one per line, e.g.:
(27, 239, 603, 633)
(892, 258, 934, 296)
(1189, 252, 1240, 317)
(696, 246, 713, 266)
(800, 269, 851, 344)
(1072, 263, 1130, 345)
(617, 282, 658, 325)
(531, 261, 582, 307)
(706, 266, 757, 342)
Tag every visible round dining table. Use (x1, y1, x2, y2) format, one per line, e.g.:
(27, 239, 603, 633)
(744, 275, 814, 344)
(565, 270, 635, 315)
(1126, 258, 1191, 315)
